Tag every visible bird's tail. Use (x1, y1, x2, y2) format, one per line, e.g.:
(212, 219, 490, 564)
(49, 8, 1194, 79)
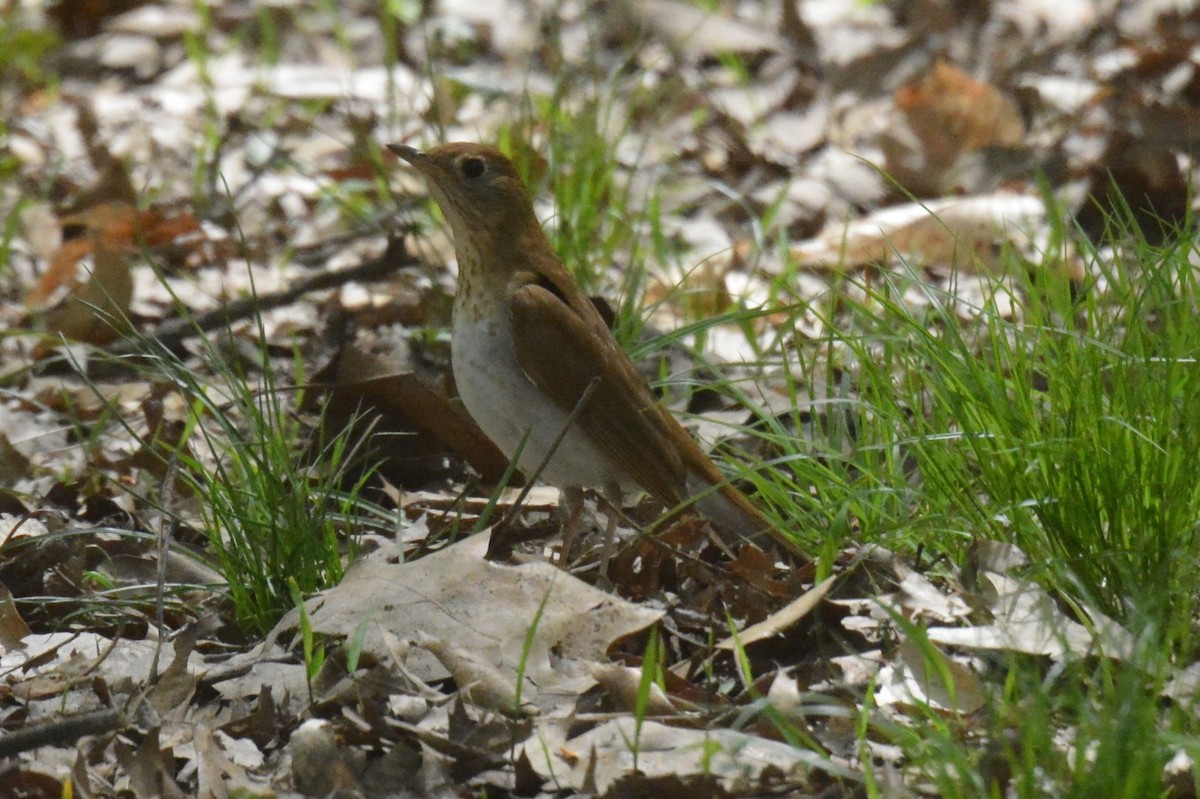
(687, 472, 806, 559)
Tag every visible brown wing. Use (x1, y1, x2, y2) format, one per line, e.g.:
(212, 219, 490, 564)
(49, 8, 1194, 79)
(507, 276, 691, 507)
(508, 256, 781, 544)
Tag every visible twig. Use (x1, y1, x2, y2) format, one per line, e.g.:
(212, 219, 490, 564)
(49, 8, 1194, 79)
(150, 456, 180, 684)
(485, 377, 601, 560)
(498, 376, 601, 530)
(0, 709, 124, 758)
(105, 236, 417, 357)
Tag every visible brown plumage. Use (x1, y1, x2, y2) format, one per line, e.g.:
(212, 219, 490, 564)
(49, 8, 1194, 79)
(390, 142, 801, 557)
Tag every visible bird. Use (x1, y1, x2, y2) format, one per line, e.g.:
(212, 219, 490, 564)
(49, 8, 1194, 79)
(389, 141, 800, 562)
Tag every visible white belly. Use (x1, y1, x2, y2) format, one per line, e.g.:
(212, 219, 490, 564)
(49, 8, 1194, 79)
(452, 312, 631, 490)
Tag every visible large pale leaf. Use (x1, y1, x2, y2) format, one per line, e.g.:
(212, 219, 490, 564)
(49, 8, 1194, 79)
(303, 532, 663, 713)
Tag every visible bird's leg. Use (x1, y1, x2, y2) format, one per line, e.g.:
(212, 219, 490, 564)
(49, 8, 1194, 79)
(598, 484, 625, 576)
(558, 486, 586, 565)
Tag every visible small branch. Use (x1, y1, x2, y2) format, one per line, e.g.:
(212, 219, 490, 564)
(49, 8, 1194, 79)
(485, 377, 601, 560)
(0, 708, 124, 758)
(105, 236, 417, 357)
(498, 375, 602, 530)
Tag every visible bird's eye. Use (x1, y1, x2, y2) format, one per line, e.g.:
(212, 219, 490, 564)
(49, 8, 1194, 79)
(460, 156, 486, 179)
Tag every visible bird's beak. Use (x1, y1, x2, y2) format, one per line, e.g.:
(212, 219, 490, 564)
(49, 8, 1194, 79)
(388, 143, 444, 184)
(387, 143, 422, 163)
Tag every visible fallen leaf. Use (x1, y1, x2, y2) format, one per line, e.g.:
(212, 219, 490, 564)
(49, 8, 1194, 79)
(926, 573, 1135, 661)
(622, 0, 784, 63)
(895, 61, 1025, 153)
(591, 662, 679, 716)
(884, 61, 1026, 196)
(718, 574, 836, 649)
(786, 192, 1084, 284)
(416, 632, 539, 717)
(0, 584, 32, 651)
(313, 341, 511, 486)
(114, 727, 187, 799)
(896, 634, 986, 714)
(28, 204, 137, 344)
(26, 202, 197, 346)
(289, 719, 366, 797)
(526, 717, 850, 793)
(299, 532, 663, 717)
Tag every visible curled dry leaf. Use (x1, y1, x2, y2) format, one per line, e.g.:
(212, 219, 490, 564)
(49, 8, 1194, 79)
(415, 632, 539, 717)
(146, 615, 214, 716)
(718, 574, 836, 649)
(591, 663, 678, 716)
(890, 561, 972, 624)
(926, 572, 1135, 661)
(313, 340, 511, 486)
(115, 729, 188, 799)
(28, 204, 136, 345)
(895, 62, 1025, 151)
(193, 727, 258, 799)
(0, 584, 30, 651)
(1, 632, 203, 700)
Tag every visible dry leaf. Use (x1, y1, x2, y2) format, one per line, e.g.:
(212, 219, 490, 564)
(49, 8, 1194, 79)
(591, 663, 678, 716)
(28, 203, 137, 344)
(313, 340, 511, 486)
(926, 573, 1135, 661)
(896, 634, 986, 714)
(884, 61, 1026, 196)
(289, 719, 367, 797)
(526, 717, 849, 793)
(621, 0, 784, 63)
(114, 727, 187, 799)
(301, 532, 663, 716)
(718, 574, 836, 649)
(0, 584, 31, 652)
(416, 632, 539, 717)
(895, 62, 1025, 154)
(787, 192, 1084, 283)
(27, 202, 199, 345)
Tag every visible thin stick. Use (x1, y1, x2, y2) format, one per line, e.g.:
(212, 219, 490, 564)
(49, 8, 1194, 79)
(0, 709, 124, 758)
(104, 237, 416, 357)
(495, 377, 601, 532)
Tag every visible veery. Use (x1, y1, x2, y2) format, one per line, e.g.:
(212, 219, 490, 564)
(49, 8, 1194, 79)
(390, 142, 797, 558)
